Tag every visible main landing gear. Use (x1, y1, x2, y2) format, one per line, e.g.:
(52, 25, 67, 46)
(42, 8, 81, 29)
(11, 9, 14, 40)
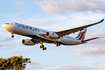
(40, 42, 47, 50)
(11, 34, 14, 38)
(56, 43, 60, 47)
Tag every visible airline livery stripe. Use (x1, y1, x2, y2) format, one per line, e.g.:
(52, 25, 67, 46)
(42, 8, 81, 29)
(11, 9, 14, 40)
(77, 30, 86, 40)
(76, 32, 82, 38)
(15, 23, 40, 32)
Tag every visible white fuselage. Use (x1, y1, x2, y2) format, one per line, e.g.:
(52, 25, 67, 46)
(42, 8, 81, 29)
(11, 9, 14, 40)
(2, 23, 82, 45)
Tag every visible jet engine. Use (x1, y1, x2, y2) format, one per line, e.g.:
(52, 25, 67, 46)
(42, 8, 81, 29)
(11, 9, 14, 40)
(22, 39, 35, 45)
(45, 32, 58, 39)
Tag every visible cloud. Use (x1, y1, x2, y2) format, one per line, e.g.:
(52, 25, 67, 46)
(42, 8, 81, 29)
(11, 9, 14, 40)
(16, 2, 25, 11)
(37, 0, 105, 13)
(16, 2, 24, 6)
(35, 0, 48, 2)
(25, 64, 105, 70)
(74, 46, 105, 56)
(38, 21, 57, 26)
(0, 43, 10, 48)
(12, 51, 21, 54)
(26, 66, 39, 70)
(12, 46, 39, 54)
(0, 37, 15, 42)
(44, 65, 98, 70)
(26, 62, 42, 70)
(33, 14, 41, 18)
(16, 17, 27, 20)
(95, 62, 100, 65)
(29, 62, 40, 65)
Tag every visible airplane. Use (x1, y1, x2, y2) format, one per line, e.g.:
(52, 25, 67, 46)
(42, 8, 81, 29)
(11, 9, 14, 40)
(2, 19, 104, 50)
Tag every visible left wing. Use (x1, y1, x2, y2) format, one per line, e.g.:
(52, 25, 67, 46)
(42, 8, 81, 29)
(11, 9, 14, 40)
(55, 19, 104, 38)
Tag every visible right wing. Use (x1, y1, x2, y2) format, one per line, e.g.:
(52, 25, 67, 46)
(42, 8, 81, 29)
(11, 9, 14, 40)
(55, 19, 104, 38)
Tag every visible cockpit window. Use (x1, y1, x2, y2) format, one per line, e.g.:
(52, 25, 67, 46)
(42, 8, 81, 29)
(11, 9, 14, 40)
(10, 23, 12, 25)
(5, 23, 9, 24)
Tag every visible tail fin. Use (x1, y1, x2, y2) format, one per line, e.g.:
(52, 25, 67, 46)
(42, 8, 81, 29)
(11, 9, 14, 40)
(76, 28, 87, 40)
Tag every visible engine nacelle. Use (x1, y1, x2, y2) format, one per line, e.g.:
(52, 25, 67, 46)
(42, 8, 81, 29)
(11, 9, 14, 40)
(45, 32, 58, 39)
(22, 39, 35, 45)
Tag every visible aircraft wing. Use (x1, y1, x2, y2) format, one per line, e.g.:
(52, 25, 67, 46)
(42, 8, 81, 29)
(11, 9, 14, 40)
(55, 19, 104, 38)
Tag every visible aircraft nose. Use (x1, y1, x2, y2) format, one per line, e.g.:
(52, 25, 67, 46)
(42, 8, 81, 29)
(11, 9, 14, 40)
(2, 24, 6, 29)
(2, 23, 12, 32)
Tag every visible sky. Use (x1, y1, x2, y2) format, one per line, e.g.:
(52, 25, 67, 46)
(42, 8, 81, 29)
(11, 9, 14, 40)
(0, 0, 105, 70)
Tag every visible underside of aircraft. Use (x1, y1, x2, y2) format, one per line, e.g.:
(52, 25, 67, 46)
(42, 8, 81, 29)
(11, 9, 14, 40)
(2, 19, 104, 50)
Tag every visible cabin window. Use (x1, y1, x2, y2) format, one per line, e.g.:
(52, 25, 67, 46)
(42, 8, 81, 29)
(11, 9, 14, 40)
(5, 23, 9, 24)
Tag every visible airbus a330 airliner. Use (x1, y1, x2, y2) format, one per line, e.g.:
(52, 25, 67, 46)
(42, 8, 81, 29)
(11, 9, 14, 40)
(2, 19, 104, 50)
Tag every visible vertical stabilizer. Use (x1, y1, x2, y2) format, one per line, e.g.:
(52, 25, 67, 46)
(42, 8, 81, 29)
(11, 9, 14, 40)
(76, 28, 87, 40)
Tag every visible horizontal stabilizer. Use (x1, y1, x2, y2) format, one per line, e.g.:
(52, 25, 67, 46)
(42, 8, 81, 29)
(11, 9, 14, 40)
(82, 37, 99, 43)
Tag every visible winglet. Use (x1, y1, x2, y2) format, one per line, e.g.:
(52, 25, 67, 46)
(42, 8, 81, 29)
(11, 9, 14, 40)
(99, 19, 104, 22)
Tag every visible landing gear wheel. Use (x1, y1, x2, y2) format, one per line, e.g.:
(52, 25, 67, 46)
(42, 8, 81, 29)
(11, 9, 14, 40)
(56, 43, 60, 47)
(40, 45, 44, 48)
(42, 47, 47, 50)
(11, 35, 14, 38)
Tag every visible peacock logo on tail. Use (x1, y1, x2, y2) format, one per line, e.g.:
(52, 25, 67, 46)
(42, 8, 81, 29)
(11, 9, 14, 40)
(76, 28, 87, 40)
